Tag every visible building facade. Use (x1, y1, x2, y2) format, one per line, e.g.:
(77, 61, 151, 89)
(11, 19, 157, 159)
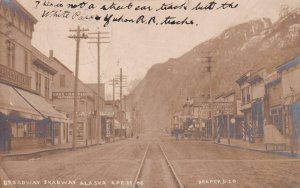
(50, 51, 105, 146)
(0, 0, 66, 152)
(236, 56, 300, 146)
(277, 56, 300, 144)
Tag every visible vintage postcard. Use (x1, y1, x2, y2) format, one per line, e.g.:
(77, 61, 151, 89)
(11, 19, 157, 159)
(0, 0, 300, 187)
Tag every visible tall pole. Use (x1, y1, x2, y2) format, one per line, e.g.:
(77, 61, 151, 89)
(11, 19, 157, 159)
(227, 114, 230, 144)
(88, 31, 110, 144)
(96, 32, 101, 144)
(124, 95, 127, 137)
(109, 78, 116, 138)
(120, 68, 123, 137)
(201, 52, 216, 139)
(209, 65, 215, 139)
(112, 78, 115, 138)
(114, 67, 128, 138)
(69, 26, 89, 150)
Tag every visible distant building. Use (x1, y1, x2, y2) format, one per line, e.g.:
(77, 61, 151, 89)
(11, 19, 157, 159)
(236, 68, 267, 141)
(247, 68, 267, 139)
(214, 90, 243, 139)
(49, 50, 105, 146)
(104, 100, 126, 138)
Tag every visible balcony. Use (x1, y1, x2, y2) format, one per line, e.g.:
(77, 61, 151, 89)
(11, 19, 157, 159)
(0, 64, 31, 89)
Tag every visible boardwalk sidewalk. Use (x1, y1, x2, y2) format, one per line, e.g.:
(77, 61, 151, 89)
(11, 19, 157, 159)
(218, 138, 300, 158)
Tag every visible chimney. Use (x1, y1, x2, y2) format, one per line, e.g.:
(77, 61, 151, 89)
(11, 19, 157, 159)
(49, 50, 54, 58)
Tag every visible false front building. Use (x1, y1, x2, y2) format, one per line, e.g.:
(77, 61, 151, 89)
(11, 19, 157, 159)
(0, 0, 66, 152)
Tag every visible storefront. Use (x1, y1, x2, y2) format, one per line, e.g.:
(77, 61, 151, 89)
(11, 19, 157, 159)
(251, 99, 264, 137)
(0, 83, 66, 152)
(241, 104, 252, 139)
(290, 99, 300, 136)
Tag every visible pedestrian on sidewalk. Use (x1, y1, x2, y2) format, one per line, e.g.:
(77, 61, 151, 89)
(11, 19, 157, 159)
(241, 121, 246, 141)
(175, 129, 179, 141)
(215, 116, 224, 144)
(247, 122, 254, 144)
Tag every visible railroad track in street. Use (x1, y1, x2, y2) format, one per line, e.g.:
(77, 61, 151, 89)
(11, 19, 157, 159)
(132, 142, 184, 188)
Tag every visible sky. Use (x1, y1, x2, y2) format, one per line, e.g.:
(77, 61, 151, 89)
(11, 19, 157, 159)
(17, 0, 300, 98)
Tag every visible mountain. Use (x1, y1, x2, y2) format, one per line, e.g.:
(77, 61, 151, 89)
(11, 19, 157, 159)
(130, 9, 300, 132)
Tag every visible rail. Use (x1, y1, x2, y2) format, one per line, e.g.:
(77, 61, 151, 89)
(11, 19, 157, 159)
(159, 144, 185, 188)
(132, 143, 184, 188)
(131, 143, 149, 188)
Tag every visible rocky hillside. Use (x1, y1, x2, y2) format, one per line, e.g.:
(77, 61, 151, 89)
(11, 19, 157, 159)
(130, 9, 300, 132)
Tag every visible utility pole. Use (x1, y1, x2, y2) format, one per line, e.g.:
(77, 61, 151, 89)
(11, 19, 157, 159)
(88, 30, 110, 144)
(109, 78, 116, 138)
(115, 68, 128, 138)
(68, 26, 89, 150)
(201, 51, 216, 139)
(124, 95, 127, 137)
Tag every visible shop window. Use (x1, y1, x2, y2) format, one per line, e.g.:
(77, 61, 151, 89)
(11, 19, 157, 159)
(11, 123, 25, 138)
(27, 123, 35, 137)
(77, 122, 84, 141)
(55, 124, 60, 137)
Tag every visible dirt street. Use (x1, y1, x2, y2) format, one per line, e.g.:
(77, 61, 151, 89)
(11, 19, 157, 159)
(1, 134, 300, 188)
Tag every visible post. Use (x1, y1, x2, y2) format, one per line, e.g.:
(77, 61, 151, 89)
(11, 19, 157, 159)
(209, 69, 215, 139)
(88, 31, 110, 144)
(73, 28, 80, 150)
(200, 52, 215, 139)
(96, 32, 101, 144)
(120, 68, 123, 138)
(69, 26, 89, 150)
(112, 78, 115, 139)
(227, 115, 230, 145)
(124, 95, 127, 137)
(114, 67, 128, 138)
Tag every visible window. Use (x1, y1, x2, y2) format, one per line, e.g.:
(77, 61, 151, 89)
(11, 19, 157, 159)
(60, 74, 66, 88)
(269, 107, 284, 135)
(27, 123, 35, 137)
(6, 40, 15, 69)
(242, 87, 251, 105)
(45, 77, 50, 98)
(246, 87, 251, 103)
(242, 89, 245, 105)
(24, 50, 28, 74)
(55, 123, 60, 137)
(35, 72, 41, 94)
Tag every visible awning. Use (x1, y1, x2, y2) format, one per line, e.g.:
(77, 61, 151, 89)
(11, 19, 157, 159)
(15, 88, 66, 122)
(0, 83, 41, 120)
(240, 103, 252, 111)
